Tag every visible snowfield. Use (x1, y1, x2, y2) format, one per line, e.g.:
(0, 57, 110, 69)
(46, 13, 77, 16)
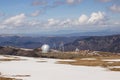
(0, 55, 120, 80)
(102, 59, 120, 62)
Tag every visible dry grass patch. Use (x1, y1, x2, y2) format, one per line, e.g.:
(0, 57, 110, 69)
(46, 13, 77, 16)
(109, 68, 120, 71)
(96, 55, 120, 59)
(0, 58, 25, 62)
(38, 52, 100, 59)
(58, 59, 120, 67)
(3, 55, 18, 58)
(0, 77, 15, 80)
(105, 61, 120, 66)
(0, 73, 14, 80)
(58, 59, 107, 67)
(57, 58, 120, 71)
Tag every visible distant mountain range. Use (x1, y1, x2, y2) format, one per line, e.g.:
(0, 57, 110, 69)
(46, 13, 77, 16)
(0, 34, 120, 52)
(0, 35, 85, 49)
(65, 34, 120, 52)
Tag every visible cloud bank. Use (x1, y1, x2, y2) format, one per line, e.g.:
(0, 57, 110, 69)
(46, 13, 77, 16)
(0, 10, 119, 34)
(0, 11, 107, 29)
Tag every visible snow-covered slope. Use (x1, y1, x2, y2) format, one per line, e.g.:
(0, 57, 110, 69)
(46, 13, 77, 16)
(0, 55, 120, 80)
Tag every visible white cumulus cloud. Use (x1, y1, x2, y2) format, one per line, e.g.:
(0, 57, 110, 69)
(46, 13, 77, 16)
(88, 11, 105, 24)
(45, 11, 106, 28)
(78, 14, 88, 24)
(3, 13, 26, 27)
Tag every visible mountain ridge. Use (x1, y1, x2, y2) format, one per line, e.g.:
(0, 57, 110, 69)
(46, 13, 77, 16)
(65, 34, 120, 52)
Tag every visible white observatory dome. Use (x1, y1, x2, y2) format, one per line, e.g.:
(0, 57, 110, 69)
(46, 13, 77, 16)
(41, 44, 50, 53)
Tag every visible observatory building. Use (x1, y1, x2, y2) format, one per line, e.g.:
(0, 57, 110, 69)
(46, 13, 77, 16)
(41, 44, 50, 53)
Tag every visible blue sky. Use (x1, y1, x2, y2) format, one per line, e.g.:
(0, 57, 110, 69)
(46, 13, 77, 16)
(0, 0, 120, 35)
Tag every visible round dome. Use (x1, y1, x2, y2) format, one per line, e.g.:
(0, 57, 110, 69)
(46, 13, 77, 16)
(41, 44, 50, 53)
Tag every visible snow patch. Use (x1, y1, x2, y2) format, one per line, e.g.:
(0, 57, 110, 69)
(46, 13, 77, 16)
(80, 58, 97, 60)
(102, 59, 120, 62)
(0, 55, 120, 80)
